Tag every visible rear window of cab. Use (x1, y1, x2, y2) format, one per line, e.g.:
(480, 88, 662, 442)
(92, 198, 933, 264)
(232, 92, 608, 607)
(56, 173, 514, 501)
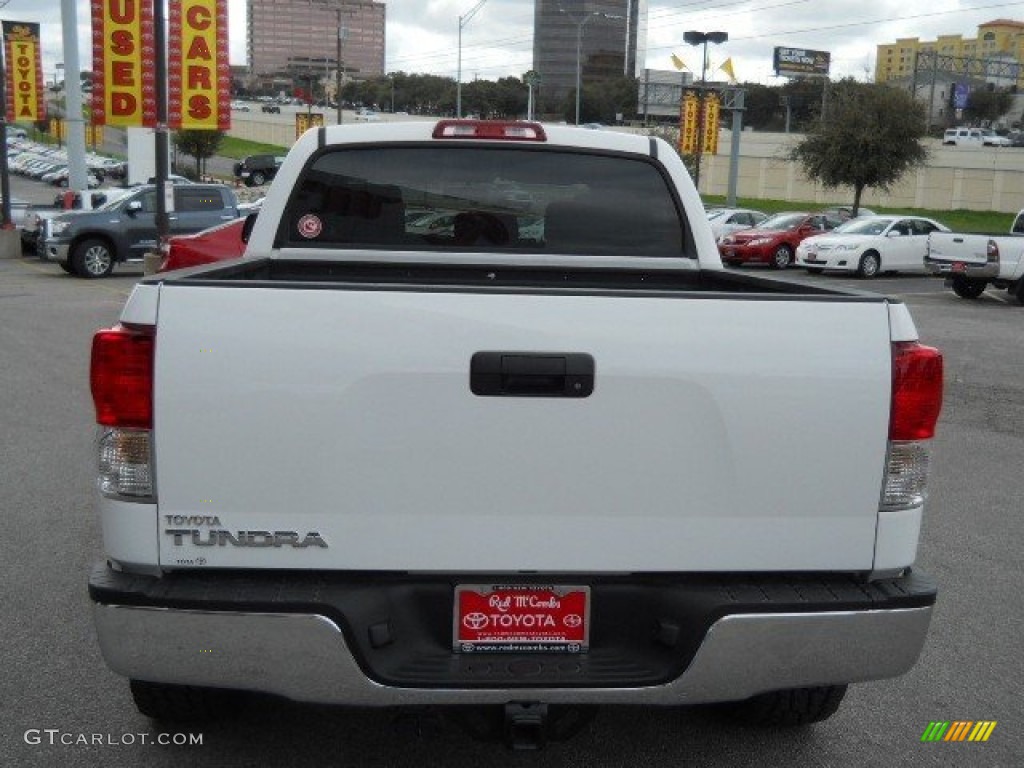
(280, 146, 687, 257)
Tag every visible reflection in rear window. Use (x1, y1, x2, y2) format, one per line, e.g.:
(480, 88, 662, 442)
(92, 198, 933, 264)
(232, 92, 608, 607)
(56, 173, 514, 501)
(281, 146, 685, 256)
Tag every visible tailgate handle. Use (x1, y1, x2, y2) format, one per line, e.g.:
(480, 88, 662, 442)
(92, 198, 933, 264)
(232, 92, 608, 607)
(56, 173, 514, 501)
(470, 352, 594, 398)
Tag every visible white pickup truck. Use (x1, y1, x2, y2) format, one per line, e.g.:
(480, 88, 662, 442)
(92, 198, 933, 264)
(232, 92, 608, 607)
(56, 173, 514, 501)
(925, 209, 1024, 303)
(88, 120, 943, 747)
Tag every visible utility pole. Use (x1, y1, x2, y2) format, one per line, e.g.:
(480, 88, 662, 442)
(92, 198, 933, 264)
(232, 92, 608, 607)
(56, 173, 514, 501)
(0, 22, 11, 230)
(153, 0, 170, 248)
(60, 0, 88, 201)
(457, 0, 488, 118)
(336, 10, 346, 124)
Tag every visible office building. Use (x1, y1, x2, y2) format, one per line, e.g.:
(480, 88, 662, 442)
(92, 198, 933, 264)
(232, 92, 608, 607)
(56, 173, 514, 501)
(533, 0, 647, 114)
(247, 0, 386, 81)
(876, 19, 1024, 87)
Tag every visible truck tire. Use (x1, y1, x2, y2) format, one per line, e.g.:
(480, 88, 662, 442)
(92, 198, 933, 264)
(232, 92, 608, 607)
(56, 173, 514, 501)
(726, 684, 848, 727)
(857, 252, 880, 278)
(770, 245, 793, 269)
(250, 171, 266, 186)
(129, 680, 240, 722)
(1014, 279, 1024, 306)
(951, 277, 986, 299)
(71, 238, 115, 278)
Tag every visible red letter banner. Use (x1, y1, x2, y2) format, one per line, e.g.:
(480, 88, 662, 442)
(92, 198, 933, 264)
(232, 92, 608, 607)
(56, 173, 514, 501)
(169, 0, 230, 130)
(91, 0, 157, 126)
(3, 22, 46, 123)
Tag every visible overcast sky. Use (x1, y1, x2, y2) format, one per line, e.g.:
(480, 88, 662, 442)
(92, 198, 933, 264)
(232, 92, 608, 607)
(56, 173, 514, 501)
(9, 0, 1023, 85)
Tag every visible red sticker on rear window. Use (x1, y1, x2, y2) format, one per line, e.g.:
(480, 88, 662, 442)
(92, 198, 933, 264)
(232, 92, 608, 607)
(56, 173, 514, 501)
(297, 214, 323, 239)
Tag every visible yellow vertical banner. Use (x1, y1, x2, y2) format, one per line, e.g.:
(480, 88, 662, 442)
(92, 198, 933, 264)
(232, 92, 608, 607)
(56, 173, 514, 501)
(169, 0, 231, 130)
(91, 0, 157, 126)
(679, 92, 699, 155)
(703, 94, 721, 154)
(3, 22, 45, 122)
(295, 112, 325, 141)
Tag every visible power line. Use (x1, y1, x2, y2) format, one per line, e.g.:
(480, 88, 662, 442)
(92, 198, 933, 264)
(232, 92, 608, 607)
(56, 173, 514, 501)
(384, 1, 1023, 78)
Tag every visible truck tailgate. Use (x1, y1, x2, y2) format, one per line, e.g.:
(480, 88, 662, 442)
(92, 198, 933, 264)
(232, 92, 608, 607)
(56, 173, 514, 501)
(153, 285, 892, 572)
(927, 232, 990, 264)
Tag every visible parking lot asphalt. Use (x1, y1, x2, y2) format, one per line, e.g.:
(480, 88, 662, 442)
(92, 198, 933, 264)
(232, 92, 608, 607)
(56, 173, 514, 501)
(2, 184, 1021, 766)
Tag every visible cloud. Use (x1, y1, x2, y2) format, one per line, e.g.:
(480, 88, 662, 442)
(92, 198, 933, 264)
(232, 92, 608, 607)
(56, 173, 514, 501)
(16, 0, 1022, 85)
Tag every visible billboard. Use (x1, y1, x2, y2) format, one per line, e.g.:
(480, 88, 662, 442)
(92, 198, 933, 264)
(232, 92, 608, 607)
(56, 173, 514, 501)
(952, 83, 971, 110)
(91, 0, 157, 126)
(169, 0, 231, 130)
(3, 22, 46, 123)
(773, 47, 831, 78)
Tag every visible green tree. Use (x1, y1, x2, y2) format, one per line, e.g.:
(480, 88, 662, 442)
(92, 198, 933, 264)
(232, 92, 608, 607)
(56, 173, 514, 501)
(788, 79, 928, 215)
(965, 88, 1013, 125)
(564, 76, 638, 124)
(172, 130, 225, 179)
(742, 83, 782, 131)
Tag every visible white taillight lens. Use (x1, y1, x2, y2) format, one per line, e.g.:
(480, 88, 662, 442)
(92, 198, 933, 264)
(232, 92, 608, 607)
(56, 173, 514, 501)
(881, 440, 930, 509)
(98, 428, 154, 498)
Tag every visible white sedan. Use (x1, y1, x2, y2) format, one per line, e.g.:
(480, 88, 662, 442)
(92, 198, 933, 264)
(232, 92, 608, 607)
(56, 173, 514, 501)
(796, 215, 950, 277)
(705, 207, 768, 241)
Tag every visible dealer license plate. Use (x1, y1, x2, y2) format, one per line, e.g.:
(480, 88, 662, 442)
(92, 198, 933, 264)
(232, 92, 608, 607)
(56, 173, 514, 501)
(454, 584, 590, 653)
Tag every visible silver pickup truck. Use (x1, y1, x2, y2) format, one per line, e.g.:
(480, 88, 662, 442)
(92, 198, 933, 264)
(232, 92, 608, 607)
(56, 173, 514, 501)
(925, 209, 1024, 303)
(88, 120, 943, 748)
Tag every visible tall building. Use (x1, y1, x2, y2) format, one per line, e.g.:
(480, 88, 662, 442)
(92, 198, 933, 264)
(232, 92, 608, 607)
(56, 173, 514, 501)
(876, 19, 1024, 87)
(247, 0, 386, 82)
(533, 0, 647, 115)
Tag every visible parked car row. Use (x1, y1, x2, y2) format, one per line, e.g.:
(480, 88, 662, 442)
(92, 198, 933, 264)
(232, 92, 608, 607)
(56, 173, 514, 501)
(705, 204, 876, 246)
(718, 212, 846, 269)
(716, 209, 951, 277)
(7, 138, 126, 187)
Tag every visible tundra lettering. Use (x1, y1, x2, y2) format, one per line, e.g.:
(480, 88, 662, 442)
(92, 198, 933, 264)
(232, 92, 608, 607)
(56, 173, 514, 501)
(163, 529, 328, 548)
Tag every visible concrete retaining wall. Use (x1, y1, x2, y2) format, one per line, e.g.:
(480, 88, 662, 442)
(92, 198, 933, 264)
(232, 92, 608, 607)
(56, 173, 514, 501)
(227, 115, 1024, 213)
(699, 131, 1024, 213)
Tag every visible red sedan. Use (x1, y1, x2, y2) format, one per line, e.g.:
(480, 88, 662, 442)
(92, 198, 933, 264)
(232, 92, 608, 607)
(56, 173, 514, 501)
(717, 212, 841, 269)
(158, 217, 246, 273)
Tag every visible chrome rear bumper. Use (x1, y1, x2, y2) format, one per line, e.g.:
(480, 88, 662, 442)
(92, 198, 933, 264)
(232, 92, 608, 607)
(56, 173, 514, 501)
(93, 598, 933, 706)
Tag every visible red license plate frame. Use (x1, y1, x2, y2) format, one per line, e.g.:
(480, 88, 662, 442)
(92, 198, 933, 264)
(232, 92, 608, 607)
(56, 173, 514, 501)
(454, 584, 590, 653)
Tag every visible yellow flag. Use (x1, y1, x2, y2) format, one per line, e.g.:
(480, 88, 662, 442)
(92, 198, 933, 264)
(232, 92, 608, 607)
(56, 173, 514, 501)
(719, 57, 737, 83)
(671, 53, 687, 71)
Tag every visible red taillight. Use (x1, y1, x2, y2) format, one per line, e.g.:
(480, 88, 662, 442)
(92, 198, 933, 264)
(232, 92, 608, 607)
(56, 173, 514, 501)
(986, 239, 1000, 263)
(890, 341, 943, 440)
(91, 326, 155, 428)
(432, 120, 547, 141)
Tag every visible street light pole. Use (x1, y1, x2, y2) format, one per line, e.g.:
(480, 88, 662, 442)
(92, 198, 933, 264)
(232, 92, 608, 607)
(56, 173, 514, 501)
(336, 15, 346, 125)
(683, 30, 727, 191)
(560, 6, 623, 125)
(457, 0, 488, 118)
(573, 17, 590, 125)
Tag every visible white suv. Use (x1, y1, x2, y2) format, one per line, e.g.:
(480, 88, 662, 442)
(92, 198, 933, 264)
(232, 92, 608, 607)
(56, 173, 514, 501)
(943, 127, 1010, 147)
